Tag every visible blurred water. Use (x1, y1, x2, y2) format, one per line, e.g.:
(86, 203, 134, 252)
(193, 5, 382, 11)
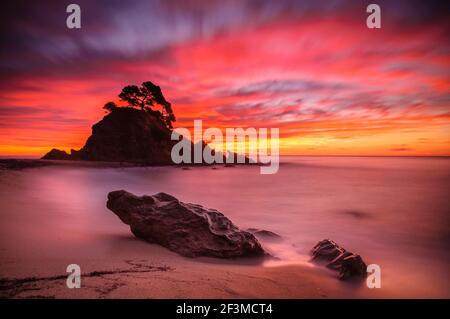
(0, 156, 449, 296)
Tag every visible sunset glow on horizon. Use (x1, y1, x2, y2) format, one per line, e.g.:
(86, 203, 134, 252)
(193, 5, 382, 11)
(1, 1, 449, 157)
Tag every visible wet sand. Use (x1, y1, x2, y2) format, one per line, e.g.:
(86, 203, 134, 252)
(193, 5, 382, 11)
(0, 238, 412, 299)
(1, 158, 449, 298)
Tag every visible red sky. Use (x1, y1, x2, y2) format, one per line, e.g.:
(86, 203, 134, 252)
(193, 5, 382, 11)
(1, 1, 449, 157)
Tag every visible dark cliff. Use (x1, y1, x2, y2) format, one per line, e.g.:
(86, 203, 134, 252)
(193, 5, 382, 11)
(42, 108, 176, 165)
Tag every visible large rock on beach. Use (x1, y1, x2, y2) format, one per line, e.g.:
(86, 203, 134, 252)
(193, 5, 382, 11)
(107, 190, 266, 258)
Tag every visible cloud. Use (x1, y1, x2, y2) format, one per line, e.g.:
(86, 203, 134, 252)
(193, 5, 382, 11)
(1, 1, 448, 77)
(0, 105, 89, 127)
(213, 79, 351, 97)
(390, 145, 413, 152)
(0, 0, 449, 155)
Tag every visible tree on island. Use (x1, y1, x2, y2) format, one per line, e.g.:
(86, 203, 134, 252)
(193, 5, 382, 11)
(103, 101, 118, 113)
(118, 81, 176, 129)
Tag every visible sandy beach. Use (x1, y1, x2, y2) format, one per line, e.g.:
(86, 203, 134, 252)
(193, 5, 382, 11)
(1, 238, 399, 299)
(1, 158, 449, 299)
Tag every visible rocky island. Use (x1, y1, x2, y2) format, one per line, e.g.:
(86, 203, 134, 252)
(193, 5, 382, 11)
(41, 81, 247, 166)
(43, 107, 176, 164)
(42, 81, 178, 165)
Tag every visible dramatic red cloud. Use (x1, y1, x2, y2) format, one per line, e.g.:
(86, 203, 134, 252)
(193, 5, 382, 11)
(1, 12, 449, 156)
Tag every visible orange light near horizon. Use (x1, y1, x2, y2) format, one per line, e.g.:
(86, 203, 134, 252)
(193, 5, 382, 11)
(0, 17, 449, 157)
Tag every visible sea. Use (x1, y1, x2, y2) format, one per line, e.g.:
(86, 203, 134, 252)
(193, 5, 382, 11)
(0, 156, 449, 297)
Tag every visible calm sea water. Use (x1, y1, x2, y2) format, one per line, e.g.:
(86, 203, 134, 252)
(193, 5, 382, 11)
(0, 157, 449, 297)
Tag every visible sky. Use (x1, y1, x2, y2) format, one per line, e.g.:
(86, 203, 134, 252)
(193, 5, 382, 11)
(0, 0, 449, 157)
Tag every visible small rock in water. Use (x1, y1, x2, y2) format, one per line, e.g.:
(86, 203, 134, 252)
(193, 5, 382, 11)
(107, 190, 266, 258)
(311, 239, 367, 280)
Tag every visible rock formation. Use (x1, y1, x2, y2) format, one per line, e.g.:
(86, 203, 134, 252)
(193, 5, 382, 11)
(43, 108, 176, 164)
(106, 190, 266, 258)
(42, 107, 249, 165)
(311, 239, 367, 280)
(41, 149, 72, 160)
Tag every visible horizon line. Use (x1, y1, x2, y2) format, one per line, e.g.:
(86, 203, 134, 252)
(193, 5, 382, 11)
(1, 155, 449, 160)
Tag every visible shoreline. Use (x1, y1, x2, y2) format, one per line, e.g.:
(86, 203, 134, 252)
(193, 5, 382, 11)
(0, 157, 448, 298)
(0, 242, 397, 299)
(1, 156, 448, 171)
(0, 159, 263, 170)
